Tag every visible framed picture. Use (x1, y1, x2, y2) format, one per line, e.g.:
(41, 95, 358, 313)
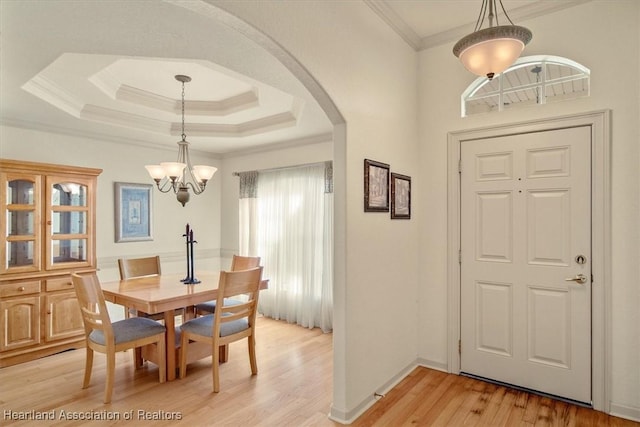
(114, 182, 153, 242)
(391, 173, 411, 219)
(364, 159, 390, 212)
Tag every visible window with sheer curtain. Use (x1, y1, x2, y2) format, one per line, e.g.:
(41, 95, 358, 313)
(238, 162, 333, 332)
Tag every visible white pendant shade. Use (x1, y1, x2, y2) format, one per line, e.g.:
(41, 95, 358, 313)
(193, 165, 217, 182)
(458, 36, 525, 78)
(145, 164, 166, 180)
(160, 162, 186, 179)
(452, 0, 532, 80)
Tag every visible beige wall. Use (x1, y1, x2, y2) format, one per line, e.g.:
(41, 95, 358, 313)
(1, 0, 638, 422)
(418, 1, 639, 419)
(0, 126, 223, 283)
(209, 1, 421, 420)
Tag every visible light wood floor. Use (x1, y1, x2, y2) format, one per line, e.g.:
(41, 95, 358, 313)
(1, 317, 335, 426)
(352, 367, 639, 427)
(2, 317, 637, 426)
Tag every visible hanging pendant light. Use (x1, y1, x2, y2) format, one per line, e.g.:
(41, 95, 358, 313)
(145, 75, 217, 207)
(453, 0, 532, 80)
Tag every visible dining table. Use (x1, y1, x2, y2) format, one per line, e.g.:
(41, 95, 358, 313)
(100, 271, 267, 381)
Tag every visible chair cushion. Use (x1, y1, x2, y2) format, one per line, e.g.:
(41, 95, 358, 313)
(194, 298, 243, 314)
(89, 317, 166, 346)
(180, 314, 249, 338)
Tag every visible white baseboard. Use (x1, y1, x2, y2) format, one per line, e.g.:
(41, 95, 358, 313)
(609, 402, 640, 423)
(416, 357, 448, 373)
(329, 360, 420, 424)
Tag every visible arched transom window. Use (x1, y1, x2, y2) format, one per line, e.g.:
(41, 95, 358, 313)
(462, 55, 590, 117)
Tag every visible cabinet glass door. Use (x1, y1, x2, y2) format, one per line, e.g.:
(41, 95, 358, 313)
(46, 176, 93, 269)
(1, 173, 41, 273)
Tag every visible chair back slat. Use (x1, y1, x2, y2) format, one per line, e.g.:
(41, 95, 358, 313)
(214, 267, 262, 334)
(72, 273, 114, 342)
(230, 255, 261, 272)
(219, 302, 254, 323)
(118, 256, 161, 279)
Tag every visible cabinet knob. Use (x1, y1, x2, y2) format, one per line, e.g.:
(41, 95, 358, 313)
(18, 286, 25, 292)
(47, 220, 52, 225)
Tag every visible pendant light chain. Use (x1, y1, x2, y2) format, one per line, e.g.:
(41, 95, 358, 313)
(144, 74, 218, 207)
(498, 0, 515, 26)
(181, 79, 186, 142)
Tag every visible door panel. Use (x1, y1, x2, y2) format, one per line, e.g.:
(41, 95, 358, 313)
(475, 281, 513, 357)
(460, 126, 591, 404)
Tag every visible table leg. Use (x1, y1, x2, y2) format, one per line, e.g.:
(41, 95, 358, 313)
(219, 345, 229, 363)
(164, 309, 176, 381)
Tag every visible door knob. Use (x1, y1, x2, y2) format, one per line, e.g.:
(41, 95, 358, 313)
(565, 274, 587, 284)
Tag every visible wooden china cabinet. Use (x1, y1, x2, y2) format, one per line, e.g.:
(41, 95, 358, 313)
(0, 159, 102, 367)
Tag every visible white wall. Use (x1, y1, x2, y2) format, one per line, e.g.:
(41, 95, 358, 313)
(418, 1, 639, 419)
(0, 126, 223, 283)
(209, 1, 421, 421)
(5, 0, 636, 422)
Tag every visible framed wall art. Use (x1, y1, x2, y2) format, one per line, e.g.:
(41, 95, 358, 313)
(391, 173, 411, 219)
(114, 182, 153, 242)
(364, 159, 390, 212)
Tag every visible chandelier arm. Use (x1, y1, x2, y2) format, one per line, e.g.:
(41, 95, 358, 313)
(475, 0, 489, 32)
(498, 0, 515, 26)
(182, 181, 206, 195)
(154, 178, 178, 193)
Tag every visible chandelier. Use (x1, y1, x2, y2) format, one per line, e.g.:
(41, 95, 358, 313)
(453, 0, 532, 80)
(145, 75, 217, 207)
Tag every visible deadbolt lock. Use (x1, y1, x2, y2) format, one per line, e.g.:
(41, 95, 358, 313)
(575, 255, 587, 265)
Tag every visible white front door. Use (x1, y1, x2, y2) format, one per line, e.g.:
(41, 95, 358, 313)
(460, 126, 592, 403)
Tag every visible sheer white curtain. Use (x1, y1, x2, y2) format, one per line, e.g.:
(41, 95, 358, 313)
(238, 163, 333, 332)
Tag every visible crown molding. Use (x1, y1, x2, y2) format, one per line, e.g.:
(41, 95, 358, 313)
(0, 117, 333, 159)
(89, 67, 260, 116)
(364, 0, 422, 51)
(422, 0, 592, 50)
(21, 75, 84, 117)
(115, 84, 260, 116)
(366, 0, 593, 52)
(219, 132, 333, 159)
(0, 117, 222, 159)
(81, 104, 170, 134)
(168, 110, 297, 137)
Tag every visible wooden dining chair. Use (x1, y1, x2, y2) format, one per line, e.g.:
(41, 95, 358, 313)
(118, 256, 184, 367)
(118, 256, 162, 319)
(194, 255, 261, 316)
(118, 255, 189, 320)
(71, 273, 166, 404)
(179, 266, 263, 392)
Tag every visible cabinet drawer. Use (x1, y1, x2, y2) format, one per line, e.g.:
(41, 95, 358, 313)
(0, 281, 41, 298)
(45, 277, 74, 292)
